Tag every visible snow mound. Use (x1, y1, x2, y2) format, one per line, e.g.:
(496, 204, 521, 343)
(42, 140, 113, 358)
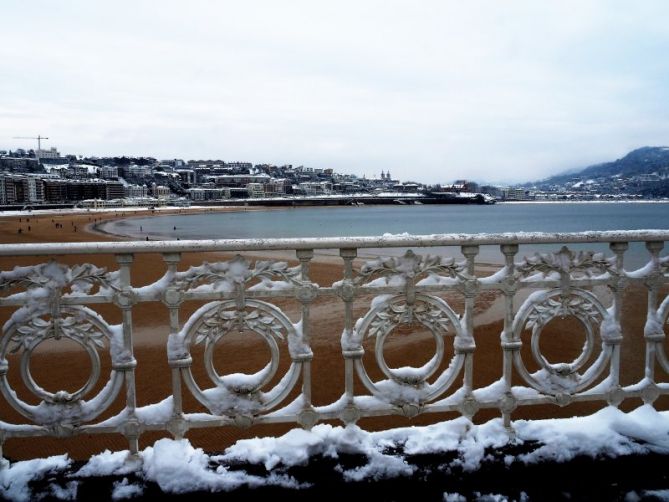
(2, 405, 669, 500)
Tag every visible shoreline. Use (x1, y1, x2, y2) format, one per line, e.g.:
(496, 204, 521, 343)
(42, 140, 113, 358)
(0, 197, 666, 221)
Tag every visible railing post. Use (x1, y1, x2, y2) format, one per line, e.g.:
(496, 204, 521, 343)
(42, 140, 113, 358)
(340, 248, 357, 394)
(499, 244, 519, 429)
(339, 248, 361, 425)
(114, 253, 140, 456)
(460, 245, 479, 418)
(607, 242, 628, 405)
(643, 241, 664, 405)
(162, 252, 188, 439)
(296, 249, 315, 419)
(0, 431, 7, 469)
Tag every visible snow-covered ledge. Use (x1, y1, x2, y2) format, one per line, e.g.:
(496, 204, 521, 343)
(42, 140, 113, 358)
(0, 230, 668, 467)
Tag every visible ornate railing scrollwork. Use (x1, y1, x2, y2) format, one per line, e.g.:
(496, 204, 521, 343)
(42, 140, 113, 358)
(0, 231, 667, 462)
(0, 261, 120, 297)
(516, 246, 617, 281)
(356, 249, 469, 287)
(165, 255, 302, 294)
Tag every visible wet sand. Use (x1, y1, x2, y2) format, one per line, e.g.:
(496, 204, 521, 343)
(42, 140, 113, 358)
(0, 208, 665, 461)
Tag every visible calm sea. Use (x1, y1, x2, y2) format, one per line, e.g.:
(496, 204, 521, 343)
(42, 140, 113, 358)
(101, 202, 669, 268)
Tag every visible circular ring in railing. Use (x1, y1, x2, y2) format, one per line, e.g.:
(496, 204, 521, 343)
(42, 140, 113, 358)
(176, 299, 303, 415)
(510, 288, 613, 395)
(351, 293, 467, 405)
(21, 335, 101, 404)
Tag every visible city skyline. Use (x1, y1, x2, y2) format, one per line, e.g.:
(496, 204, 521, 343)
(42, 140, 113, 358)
(2, 1, 668, 184)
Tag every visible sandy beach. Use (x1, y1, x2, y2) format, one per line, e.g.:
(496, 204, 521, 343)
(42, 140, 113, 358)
(0, 207, 666, 461)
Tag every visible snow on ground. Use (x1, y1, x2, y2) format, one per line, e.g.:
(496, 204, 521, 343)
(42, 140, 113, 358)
(2, 405, 669, 500)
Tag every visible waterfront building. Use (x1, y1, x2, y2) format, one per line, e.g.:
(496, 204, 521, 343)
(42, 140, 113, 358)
(187, 188, 230, 201)
(264, 179, 287, 196)
(246, 183, 265, 198)
(151, 184, 171, 199)
(105, 181, 125, 200)
(298, 181, 333, 195)
(124, 184, 149, 198)
(213, 174, 270, 188)
(501, 187, 530, 201)
(43, 179, 68, 202)
(0, 174, 45, 204)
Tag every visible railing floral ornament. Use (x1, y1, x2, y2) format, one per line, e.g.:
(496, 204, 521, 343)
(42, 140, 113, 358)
(0, 231, 667, 465)
(515, 245, 617, 281)
(163, 255, 302, 293)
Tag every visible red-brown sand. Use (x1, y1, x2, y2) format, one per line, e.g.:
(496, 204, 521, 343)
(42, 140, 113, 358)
(0, 208, 666, 461)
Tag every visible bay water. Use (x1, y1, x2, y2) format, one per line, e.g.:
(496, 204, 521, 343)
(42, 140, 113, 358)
(100, 202, 669, 269)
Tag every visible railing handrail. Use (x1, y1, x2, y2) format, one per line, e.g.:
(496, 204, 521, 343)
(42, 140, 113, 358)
(0, 229, 668, 256)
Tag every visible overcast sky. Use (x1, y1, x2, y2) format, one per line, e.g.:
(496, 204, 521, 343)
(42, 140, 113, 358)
(1, 1, 668, 184)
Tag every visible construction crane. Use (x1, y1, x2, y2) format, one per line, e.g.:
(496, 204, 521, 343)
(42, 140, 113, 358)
(13, 135, 49, 151)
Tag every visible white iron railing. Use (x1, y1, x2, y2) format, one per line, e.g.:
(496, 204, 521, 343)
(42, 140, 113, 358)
(0, 230, 668, 461)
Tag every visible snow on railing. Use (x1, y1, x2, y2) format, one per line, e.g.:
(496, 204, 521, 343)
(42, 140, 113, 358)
(0, 230, 668, 463)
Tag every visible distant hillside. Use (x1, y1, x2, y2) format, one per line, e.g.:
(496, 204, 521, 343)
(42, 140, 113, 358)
(535, 146, 669, 185)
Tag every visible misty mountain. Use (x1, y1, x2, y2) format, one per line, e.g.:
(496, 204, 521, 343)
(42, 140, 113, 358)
(533, 146, 669, 186)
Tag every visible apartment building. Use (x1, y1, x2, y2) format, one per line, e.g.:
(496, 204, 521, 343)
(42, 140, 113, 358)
(124, 184, 149, 198)
(98, 166, 119, 179)
(0, 175, 45, 205)
(246, 183, 265, 198)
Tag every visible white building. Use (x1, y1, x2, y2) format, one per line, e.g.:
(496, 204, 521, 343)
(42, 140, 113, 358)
(124, 184, 149, 198)
(247, 183, 265, 198)
(188, 188, 228, 201)
(264, 179, 286, 196)
(128, 165, 152, 177)
(298, 181, 332, 195)
(151, 184, 171, 199)
(36, 147, 60, 159)
(98, 166, 118, 179)
(68, 164, 91, 178)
